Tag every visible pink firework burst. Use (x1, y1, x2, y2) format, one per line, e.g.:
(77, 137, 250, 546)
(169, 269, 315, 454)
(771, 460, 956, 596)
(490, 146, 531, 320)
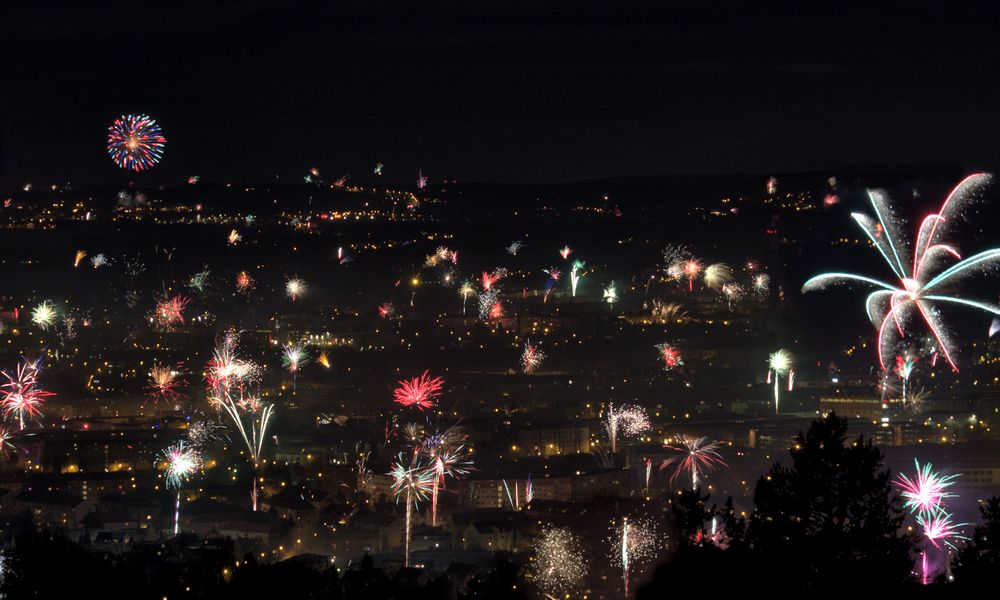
(894, 459, 959, 516)
(154, 294, 188, 328)
(917, 511, 968, 550)
(660, 435, 727, 491)
(393, 371, 445, 410)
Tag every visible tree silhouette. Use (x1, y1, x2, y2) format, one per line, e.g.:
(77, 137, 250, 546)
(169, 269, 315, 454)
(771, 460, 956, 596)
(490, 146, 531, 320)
(954, 496, 1000, 587)
(640, 413, 917, 596)
(748, 413, 915, 591)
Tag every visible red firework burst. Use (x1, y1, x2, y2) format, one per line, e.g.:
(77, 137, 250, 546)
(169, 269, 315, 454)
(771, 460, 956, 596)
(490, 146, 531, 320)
(393, 371, 445, 410)
(154, 295, 188, 328)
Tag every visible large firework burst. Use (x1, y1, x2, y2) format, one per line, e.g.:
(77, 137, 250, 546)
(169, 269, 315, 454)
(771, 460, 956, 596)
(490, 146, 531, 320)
(803, 174, 1000, 371)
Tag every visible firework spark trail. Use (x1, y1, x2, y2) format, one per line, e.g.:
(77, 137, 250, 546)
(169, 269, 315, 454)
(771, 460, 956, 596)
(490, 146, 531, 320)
(107, 114, 166, 171)
(1, 359, 54, 430)
(570, 260, 585, 297)
(604, 404, 650, 454)
(767, 350, 792, 414)
(459, 281, 476, 315)
(216, 392, 274, 511)
(803, 174, 1000, 372)
(895, 354, 918, 404)
(394, 371, 444, 410)
(531, 527, 587, 597)
(161, 441, 201, 535)
(559, 246, 573, 260)
(506, 241, 525, 256)
(390, 454, 435, 567)
(659, 435, 727, 491)
(521, 340, 545, 374)
(282, 341, 309, 392)
(205, 334, 271, 511)
(609, 517, 657, 598)
(428, 445, 471, 527)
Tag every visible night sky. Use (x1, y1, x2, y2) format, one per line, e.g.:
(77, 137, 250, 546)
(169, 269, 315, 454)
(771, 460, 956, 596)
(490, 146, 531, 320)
(4, 0, 1000, 188)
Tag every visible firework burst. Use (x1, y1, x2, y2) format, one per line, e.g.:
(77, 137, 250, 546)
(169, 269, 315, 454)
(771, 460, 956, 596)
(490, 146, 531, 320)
(655, 343, 683, 371)
(1, 359, 54, 430)
(394, 371, 444, 410)
(660, 435, 727, 491)
(31, 302, 57, 330)
(680, 259, 702, 291)
(161, 441, 201, 535)
(604, 404, 650, 454)
(603, 282, 618, 307)
(390, 454, 436, 566)
(478, 288, 502, 321)
(107, 114, 166, 171)
(609, 516, 658, 598)
(282, 341, 309, 391)
(147, 363, 185, 405)
(154, 294, 189, 329)
(235, 271, 254, 292)
(894, 459, 959, 516)
(767, 349, 793, 414)
(531, 527, 588, 597)
(162, 441, 201, 489)
(802, 174, 1000, 371)
(188, 270, 211, 294)
(521, 340, 545, 374)
(286, 277, 307, 301)
(459, 281, 476, 315)
(703, 263, 733, 290)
